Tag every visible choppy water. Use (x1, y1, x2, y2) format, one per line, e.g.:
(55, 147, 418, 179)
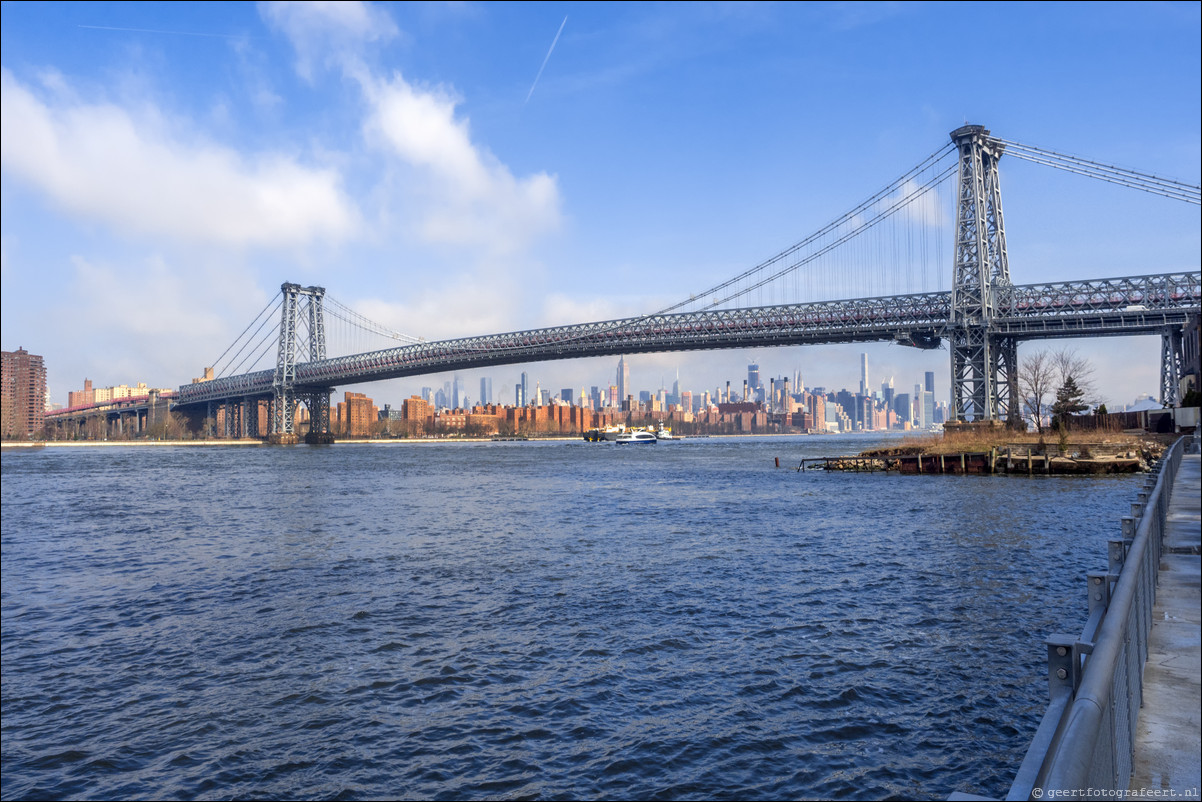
(1, 436, 1139, 800)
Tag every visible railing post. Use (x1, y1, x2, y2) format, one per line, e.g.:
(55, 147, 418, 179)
(1046, 634, 1079, 700)
(1087, 571, 1111, 617)
(1108, 538, 1127, 574)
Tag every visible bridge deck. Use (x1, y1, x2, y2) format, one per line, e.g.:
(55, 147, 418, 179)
(1129, 452, 1201, 799)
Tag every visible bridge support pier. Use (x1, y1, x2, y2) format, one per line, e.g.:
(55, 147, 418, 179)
(1161, 326, 1184, 407)
(304, 390, 334, 444)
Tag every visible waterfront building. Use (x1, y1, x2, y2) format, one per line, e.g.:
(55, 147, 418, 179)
(67, 379, 170, 407)
(335, 391, 378, 436)
(67, 379, 94, 408)
(402, 395, 430, 433)
(2, 347, 47, 439)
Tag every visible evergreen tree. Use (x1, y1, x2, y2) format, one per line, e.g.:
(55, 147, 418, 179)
(1051, 375, 1089, 430)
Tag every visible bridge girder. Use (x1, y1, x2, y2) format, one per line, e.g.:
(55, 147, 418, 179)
(169, 272, 1199, 415)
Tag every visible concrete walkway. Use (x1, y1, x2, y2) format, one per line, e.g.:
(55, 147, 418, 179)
(1130, 452, 1201, 800)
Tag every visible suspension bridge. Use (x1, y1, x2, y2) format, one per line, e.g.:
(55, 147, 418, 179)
(48, 124, 1201, 442)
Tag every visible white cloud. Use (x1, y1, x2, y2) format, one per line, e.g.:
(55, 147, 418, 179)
(262, 2, 561, 258)
(345, 278, 524, 346)
(539, 293, 648, 327)
(46, 254, 268, 391)
(0, 68, 359, 248)
(259, 1, 399, 80)
(361, 71, 561, 254)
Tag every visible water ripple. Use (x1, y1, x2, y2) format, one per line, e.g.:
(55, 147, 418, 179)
(2, 438, 1137, 800)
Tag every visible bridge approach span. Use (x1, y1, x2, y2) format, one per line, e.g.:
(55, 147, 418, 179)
(174, 271, 1199, 408)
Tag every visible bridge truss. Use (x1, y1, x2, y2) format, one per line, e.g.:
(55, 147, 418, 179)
(174, 272, 1199, 429)
(170, 124, 1200, 438)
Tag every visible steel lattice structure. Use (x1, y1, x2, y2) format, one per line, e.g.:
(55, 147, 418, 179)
(167, 124, 1200, 436)
(949, 125, 1017, 423)
(173, 272, 1200, 414)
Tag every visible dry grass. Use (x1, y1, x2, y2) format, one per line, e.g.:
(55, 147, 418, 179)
(862, 428, 1156, 458)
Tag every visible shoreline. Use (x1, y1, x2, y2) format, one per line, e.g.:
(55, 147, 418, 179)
(2, 430, 915, 450)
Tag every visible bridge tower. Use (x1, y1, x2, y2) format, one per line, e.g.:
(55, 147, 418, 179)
(949, 125, 1018, 423)
(270, 283, 333, 443)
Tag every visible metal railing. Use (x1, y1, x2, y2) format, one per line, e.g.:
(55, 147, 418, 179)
(1005, 432, 1197, 800)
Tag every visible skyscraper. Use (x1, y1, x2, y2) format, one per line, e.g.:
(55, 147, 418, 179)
(452, 375, 464, 409)
(1, 347, 47, 439)
(617, 357, 629, 403)
(860, 353, 869, 397)
(925, 370, 935, 395)
(479, 376, 493, 406)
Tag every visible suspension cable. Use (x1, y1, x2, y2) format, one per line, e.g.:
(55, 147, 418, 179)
(991, 136, 1200, 205)
(210, 295, 281, 376)
(324, 297, 425, 344)
(227, 322, 280, 377)
(654, 142, 957, 315)
(704, 164, 956, 309)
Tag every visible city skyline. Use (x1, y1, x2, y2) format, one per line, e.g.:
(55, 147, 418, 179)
(2, 3, 1198, 409)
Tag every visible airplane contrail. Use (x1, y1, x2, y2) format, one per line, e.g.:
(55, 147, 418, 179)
(525, 16, 567, 105)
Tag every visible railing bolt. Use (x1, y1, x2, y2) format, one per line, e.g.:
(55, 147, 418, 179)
(1056, 646, 1068, 657)
(1057, 668, 1068, 679)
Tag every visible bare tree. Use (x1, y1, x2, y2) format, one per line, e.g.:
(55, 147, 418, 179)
(1019, 348, 1055, 432)
(1050, 348, 1098, 408)
(1020, 346, 1098, 432)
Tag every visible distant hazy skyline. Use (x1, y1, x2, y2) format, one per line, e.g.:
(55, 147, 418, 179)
(3, 2, 1198, 410)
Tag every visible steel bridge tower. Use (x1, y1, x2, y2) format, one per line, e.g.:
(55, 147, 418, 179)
(270, 283, 333, 443)
(949, 125, 1018, 423)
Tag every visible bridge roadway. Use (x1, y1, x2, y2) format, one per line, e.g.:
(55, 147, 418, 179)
(173, 271, 1200, 408)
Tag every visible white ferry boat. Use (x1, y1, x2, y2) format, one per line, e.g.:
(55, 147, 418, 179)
(615, 429, 657, 444)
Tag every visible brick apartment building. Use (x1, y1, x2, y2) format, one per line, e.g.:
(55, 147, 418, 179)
(2, 347, 47, 439)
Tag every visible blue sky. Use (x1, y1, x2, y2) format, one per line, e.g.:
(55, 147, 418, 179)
(2, 1, 1199, 410)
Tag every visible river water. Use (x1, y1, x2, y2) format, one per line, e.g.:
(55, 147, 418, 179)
(1, 435, 1139, 800)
